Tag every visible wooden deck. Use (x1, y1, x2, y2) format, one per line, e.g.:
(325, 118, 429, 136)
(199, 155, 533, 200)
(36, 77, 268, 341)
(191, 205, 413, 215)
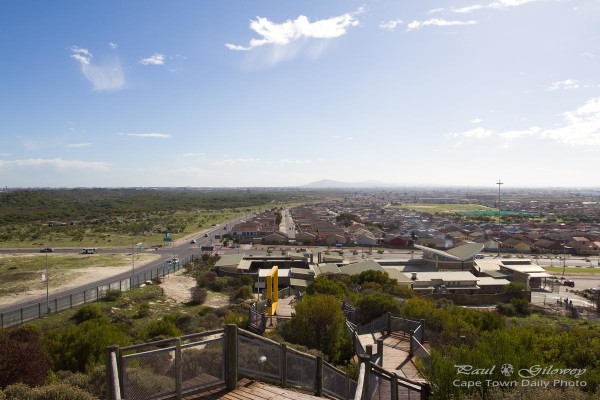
(185, 378, 321, 400)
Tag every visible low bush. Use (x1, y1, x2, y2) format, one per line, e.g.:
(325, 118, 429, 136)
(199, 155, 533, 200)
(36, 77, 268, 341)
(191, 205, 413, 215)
(190, 287, 207, 305)
(102, 290, 122, 302)
(72, 305, 104, 324)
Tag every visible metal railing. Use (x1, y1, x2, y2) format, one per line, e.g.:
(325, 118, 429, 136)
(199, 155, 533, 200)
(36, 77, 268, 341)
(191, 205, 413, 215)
(106, 325, 358, 400)
(1, 254, 195, 329)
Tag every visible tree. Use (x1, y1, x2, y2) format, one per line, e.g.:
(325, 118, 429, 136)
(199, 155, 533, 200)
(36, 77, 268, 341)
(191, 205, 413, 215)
(355, 293, 401, 325)
(306, 276, 347, 300)
(279, 294, 349, 362)
(0, 325, 51, 389)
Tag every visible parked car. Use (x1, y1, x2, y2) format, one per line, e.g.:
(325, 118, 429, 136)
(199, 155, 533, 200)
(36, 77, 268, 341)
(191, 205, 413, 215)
(563, 280, 575, 287)
(191, 239, 197, 244)
(204, 233, 209, 237)
(40, 248, 54, 253)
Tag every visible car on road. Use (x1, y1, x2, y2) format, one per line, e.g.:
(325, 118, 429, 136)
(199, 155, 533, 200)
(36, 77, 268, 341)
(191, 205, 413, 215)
(204, 233, 209, 237)
(191, 239, 197, 244)
(40, 248, 54, 253)
(475, 254, 485, 259)
(564, 280, 575, 287)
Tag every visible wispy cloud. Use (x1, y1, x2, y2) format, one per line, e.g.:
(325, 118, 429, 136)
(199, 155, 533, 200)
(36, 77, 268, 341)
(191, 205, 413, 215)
(70, 46, 125, 91)
(278, 159, 312, 164)
(140, 53, 166, 65)
(454, 0, 537, 13)
(117, 132, 172, 138)
(428, 8, 445, 14)
(108, 42, 118, 49)
(0, 153, 12, 157)
(0, 158, 111, 171)
(65, 143, 93, 148)
(407, 18, 478, 31)
(470, 118, 483, 124)
(225, 8, 363, 52)
(446, 127, 492, 138)
(181, 152, 206, 157)
(379, 19, 403, 31)
(540, 97, 600, 146)
(498, 126, 541, 139)
(214, 158, 261, 166)
(546, 79, 581, 92)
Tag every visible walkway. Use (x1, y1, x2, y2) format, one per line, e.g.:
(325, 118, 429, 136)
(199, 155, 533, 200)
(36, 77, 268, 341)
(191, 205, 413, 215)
(357, 331, 427, 383)
(185, 378, 321, 399)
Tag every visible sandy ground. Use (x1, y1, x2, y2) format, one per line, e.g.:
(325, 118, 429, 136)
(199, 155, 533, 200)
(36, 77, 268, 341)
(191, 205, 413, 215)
(160, 269, 230, 308)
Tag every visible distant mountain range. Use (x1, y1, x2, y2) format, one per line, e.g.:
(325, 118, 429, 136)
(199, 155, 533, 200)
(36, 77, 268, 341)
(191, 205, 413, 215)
(301, 179, 397, 188)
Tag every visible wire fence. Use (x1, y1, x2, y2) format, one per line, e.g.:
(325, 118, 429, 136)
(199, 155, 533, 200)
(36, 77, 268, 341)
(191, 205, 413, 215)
(0, 254, 195, 329)
(118, 330, 224, 400)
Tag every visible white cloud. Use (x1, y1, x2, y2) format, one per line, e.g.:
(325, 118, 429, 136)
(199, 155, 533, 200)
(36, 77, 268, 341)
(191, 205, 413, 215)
(214, 158, 261, 166)
(454, 0, 537, 13)
(181, 152, 206, 157)
(470, 118, 483, 124)
(0, 158, 110, 171)
(447, 127, 492, 138)
(70, 46, 125, 91)
(225, 8, 362, 51)
(379, 19, 403, 31)
(70, 46, 92, 65)
(407, 18, 478, 31)
(498, 126, 541, 139)
(541, 97, 600, 146)
(140, 53, 166, 65)
(546, 79, 581, 92)
(65, 143, 93, 148)
(108, 42, 118, 49)
(117, 132, 172, 138)
(428, 8, 445, 14)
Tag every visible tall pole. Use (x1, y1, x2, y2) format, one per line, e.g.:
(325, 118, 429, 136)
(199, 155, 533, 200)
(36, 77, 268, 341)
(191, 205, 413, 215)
(45, 247, 49, 314)
(132, 243, 135, 283)
(496, 180, 503, 258)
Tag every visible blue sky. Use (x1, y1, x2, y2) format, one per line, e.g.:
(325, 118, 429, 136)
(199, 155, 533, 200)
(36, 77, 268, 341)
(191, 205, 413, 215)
(1, 0, 599, 188)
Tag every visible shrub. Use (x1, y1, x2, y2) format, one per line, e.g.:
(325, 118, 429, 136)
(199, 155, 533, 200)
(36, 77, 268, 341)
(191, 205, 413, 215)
(141, 319, 181, 341)
(0, 325, 51, 389)
(135, 303, 151, 318)
(355, 293, 401, 325)
(223, 312, 248, 328)
(102, 289, 122, 302)
(72, 305, 104, 324)
(125, 369, 174, 400)
(231, 285, 252, 301)
(306, 276, 347, 300)
(3, 383, 34, 400)
(30, 383, 97, 400)
(190, 287, 207, 305)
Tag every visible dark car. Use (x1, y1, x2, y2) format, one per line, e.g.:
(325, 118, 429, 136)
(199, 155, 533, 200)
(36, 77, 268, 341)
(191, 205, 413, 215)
(40, 248, 54, 253)
(563, 280, 575, 287)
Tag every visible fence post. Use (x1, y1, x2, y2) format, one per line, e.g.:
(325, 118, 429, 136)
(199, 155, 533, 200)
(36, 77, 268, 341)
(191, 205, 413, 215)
(316, 356, 323, 397)
(280, 343, 287, 388)
(387, 312, 392, 335)
(105, 345, 118, 400)
(366, 344, 373, 361)
(420, 319, 426, 342)
(409, 330, 415, 357)
(359, 354, 371, 400)
(54, 298, 58, 312)
(261, 313, 267, 333)
(97, 287, 99, 300)
(421, 382, 431, 400)
(391, 372, 399, 400)
(20, 308, 23, 324)
(70, 294, 73, 308)
(117, 347, 126, 399)
(377, 339, 383, 366)
(225, 324, 238, 390)
(84, 290, 86, 303)
(175, 338, 182, 399)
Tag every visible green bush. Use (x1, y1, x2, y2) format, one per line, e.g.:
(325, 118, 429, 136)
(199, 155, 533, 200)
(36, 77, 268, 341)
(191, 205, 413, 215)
(306, 276, 347, 300)
(223, 312, 248, 328)
(141, 319, 181, 341)
(0, 325, 51, 389)
(125, 369, 174, 400)
(102, 289, 122, 302)
(72, 305, 104, 324)
(45, 320, 130, 372)
(231, 285, 252, 301)
(355, 293, 401, 325)
(31, 383, 97, 400)
(135, 303, 151, 318)
(3, 383, 34, 400)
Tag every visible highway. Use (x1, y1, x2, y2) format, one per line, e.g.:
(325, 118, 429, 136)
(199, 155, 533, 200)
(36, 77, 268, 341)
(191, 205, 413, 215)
(0, 215, 247, 314)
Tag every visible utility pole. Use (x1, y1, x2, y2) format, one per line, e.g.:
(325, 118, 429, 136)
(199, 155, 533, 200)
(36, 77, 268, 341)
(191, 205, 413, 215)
(45, 246, 50, 314)
(496, 180, 503, 258)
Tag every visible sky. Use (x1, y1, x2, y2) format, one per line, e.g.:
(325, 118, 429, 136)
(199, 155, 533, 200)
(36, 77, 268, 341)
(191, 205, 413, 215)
(1, 0, 600, 188)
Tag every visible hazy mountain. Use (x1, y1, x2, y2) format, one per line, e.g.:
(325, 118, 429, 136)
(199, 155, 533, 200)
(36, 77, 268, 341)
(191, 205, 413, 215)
(301, 179, 396, 188)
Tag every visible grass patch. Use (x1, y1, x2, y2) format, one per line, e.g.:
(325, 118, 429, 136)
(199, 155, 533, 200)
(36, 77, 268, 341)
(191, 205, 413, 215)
(387, 203, 494, 214)
(543, 266, 600, 275)
(0, 253, 157, 296)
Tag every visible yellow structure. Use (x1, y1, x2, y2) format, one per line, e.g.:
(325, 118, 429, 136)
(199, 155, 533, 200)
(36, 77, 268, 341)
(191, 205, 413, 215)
(265, 266, 279, 315)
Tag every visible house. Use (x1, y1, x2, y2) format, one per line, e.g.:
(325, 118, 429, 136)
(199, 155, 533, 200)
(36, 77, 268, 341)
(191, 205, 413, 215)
(383, 235, 413, 248)
(569, 237, 600, 255)
(501, 238, 532, 253)
(262, 232, 289, 245)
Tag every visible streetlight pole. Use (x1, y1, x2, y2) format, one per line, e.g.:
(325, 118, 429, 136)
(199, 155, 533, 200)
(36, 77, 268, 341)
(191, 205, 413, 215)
(562, 242, 567, 277)
(45, 247, 49, 314)
(496, 180, 503, 258)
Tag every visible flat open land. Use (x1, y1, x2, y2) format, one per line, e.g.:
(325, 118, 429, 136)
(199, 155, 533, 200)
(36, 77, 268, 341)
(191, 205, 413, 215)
(0, 252, 159, 306)
(389, 203, 495, 213)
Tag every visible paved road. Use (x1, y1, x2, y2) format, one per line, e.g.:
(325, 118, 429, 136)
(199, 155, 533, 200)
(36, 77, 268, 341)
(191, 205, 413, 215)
(0, 216, 248, 314)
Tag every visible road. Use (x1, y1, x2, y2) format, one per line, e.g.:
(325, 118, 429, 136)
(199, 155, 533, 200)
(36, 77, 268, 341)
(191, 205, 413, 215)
(0, 215, 248, 314)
